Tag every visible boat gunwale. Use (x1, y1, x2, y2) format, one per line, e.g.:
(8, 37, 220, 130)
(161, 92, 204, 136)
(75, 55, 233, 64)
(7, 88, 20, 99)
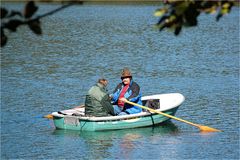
(52, 106, 179, 122)
(51, 93, 185, 122)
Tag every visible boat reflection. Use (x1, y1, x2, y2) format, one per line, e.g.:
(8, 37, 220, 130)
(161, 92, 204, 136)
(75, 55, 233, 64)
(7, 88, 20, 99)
(52, 121, 179, 138)
(52, 122, 179, 159)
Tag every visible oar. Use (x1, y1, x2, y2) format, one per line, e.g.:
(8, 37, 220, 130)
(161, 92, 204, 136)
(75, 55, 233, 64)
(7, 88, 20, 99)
(43, 105, 85, 119)
(43, 114, 53, 119)
(125, 100, 221, 132)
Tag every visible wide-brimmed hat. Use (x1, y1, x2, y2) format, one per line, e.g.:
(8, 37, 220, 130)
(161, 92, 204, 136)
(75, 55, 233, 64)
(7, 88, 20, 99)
(121, 68, 132, 78)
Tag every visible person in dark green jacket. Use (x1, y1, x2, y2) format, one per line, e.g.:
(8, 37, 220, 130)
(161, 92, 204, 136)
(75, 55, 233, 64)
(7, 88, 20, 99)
(85, 78, 115, 117)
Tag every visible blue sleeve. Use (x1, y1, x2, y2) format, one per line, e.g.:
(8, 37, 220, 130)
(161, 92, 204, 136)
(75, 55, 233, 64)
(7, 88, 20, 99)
(127, 82, 141, 102)
(111, 83, 122, 103)
(111, 91, 119, 103)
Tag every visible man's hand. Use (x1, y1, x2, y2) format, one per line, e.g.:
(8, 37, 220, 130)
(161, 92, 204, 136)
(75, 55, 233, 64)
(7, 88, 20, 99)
(119, 97, 127, 103)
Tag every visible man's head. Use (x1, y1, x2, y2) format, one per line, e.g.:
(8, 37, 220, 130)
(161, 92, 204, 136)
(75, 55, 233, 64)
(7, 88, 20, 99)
(98, 78, 108, 87)
(121, 68, 132, 85)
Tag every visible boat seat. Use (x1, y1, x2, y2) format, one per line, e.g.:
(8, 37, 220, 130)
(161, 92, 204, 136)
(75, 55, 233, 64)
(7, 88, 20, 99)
(142, 99, 160, 112)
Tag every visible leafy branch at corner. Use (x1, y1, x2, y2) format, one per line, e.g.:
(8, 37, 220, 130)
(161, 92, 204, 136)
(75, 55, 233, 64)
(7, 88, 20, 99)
(1, 1, 79, 47)
(154, 0, 237, 35)
(0, 0, 238, 47)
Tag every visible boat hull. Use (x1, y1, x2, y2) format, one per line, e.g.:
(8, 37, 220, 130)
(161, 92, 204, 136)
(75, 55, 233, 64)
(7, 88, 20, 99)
(53, 107, 179, 131)
(51, 93, 185, 131)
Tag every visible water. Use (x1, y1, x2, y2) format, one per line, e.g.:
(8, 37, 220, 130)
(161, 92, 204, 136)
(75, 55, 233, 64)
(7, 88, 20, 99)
(1, 3, 239, 160)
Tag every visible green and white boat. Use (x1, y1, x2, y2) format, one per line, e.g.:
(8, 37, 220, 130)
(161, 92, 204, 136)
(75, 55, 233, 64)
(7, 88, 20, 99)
(51, 93, 185, 131)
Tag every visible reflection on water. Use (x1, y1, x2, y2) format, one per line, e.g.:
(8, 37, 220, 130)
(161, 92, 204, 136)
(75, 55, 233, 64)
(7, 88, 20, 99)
(52, 121, 179, 138)
(52, 122, 179, 159)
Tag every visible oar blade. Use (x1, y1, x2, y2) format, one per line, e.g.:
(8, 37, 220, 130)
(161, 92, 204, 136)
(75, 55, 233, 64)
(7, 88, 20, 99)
(199, 125, 222, 132)
(43, 114, 53, 119)
(124, 100, 222, 133)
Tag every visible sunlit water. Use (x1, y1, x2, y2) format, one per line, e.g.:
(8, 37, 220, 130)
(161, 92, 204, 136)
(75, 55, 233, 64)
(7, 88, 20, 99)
(1, 3, 239, 160)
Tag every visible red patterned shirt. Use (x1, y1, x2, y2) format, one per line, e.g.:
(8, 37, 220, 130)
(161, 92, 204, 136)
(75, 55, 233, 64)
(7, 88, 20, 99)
(117, 84, 129, 107)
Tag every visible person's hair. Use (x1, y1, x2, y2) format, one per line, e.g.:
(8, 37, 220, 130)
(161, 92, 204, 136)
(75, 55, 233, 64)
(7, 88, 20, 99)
(98, 78, 108, 86)
(121, 68, 132, 79)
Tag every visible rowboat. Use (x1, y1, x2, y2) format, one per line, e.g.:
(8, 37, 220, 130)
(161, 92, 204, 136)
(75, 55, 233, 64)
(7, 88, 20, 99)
(51, 93, 185, 131)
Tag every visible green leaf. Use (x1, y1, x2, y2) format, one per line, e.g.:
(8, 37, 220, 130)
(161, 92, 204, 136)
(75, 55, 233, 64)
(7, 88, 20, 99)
(28, 19, 42, 35)
(24, 1, 38, 18)
(174, 25, 182, 35)
(1, 8, 8, 19)
(175, 1, 190, 15)
(5, 19, 23, 32)
(154, 8, 168, 17)
(222, 3, 230, 9)
(1, 29, 8, 47)
(221, 8, 230, 14)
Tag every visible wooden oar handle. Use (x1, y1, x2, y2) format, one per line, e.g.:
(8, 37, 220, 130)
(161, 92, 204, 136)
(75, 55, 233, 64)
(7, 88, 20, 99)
(125, 100, 221, 132)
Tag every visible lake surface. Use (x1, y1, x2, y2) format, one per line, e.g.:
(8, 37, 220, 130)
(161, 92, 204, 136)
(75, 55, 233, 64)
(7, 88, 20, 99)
(1, 3, 239, 160)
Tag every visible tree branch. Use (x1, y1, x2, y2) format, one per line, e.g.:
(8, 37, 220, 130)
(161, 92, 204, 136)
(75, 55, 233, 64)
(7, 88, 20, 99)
(1, 1, 80, 47)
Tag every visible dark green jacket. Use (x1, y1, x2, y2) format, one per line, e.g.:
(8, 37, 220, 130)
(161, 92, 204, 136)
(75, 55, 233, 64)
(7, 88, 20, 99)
(85, 83, 115, 117)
